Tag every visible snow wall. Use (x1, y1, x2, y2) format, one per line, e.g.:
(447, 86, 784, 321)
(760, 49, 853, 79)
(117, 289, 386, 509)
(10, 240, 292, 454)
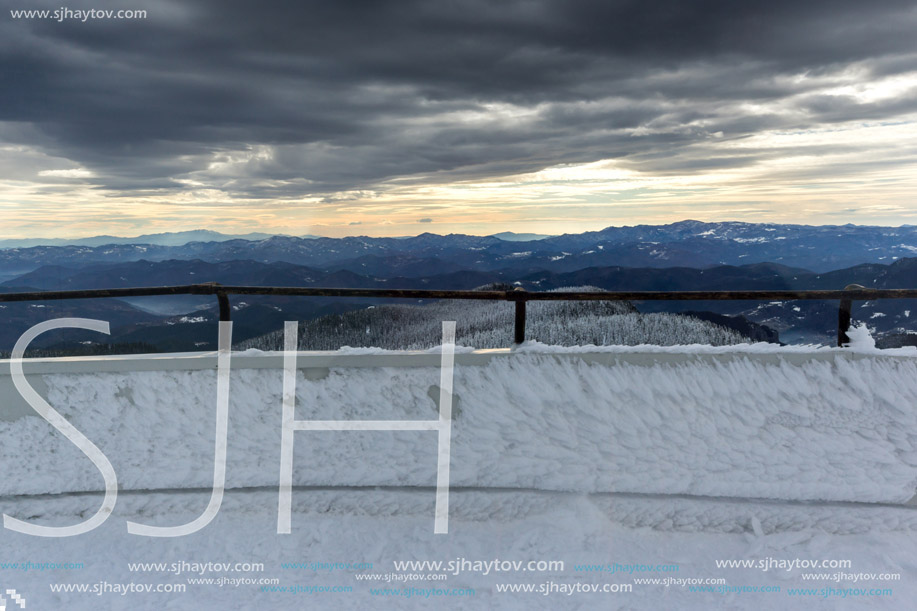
(2, 344, 917, 504)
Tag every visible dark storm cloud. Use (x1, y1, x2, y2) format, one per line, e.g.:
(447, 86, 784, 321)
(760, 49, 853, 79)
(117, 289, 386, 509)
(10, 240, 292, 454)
(2, 0, 916, 196)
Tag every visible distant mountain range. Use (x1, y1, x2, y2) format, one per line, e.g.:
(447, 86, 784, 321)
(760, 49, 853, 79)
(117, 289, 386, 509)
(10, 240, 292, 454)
(0, 229, 552, 249)
(6, 257, 901, 294)
(3, 220, 917, 352)
(0, 229, 306, 249)
(1, 221, 915, 275)
(488, 231, 553, 241)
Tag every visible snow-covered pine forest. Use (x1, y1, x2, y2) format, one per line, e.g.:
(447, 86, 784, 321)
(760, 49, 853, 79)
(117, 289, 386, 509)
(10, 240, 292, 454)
(236, 285, 748, 351)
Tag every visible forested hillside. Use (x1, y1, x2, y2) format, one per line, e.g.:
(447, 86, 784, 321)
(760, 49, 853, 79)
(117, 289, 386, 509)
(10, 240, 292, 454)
(237, 286, 749, 350)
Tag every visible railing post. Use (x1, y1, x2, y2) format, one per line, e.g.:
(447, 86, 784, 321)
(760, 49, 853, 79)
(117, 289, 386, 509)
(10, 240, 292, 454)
(217, 291, 231, 322)
(837, 284, 864, 347)
(512, 287, 527, 345)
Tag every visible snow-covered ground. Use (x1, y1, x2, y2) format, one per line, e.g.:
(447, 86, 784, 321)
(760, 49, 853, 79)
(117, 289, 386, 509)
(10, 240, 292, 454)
(4, 488, 916, 610)
(1, 340, 916, 609)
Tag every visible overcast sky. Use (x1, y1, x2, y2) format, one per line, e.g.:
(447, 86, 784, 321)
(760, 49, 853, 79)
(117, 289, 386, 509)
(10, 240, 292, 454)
(2, 0, 916, 238)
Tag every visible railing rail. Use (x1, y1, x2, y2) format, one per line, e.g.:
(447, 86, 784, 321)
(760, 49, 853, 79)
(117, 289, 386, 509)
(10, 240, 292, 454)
(2, 283, 916, 347)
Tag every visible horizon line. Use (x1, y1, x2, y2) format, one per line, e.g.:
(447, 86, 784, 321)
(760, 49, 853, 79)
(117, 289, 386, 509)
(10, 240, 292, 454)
(2, 218, 916, 243)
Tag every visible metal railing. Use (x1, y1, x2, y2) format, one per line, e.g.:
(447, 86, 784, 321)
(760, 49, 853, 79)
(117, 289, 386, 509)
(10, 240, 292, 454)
(2, 282, 916, 347)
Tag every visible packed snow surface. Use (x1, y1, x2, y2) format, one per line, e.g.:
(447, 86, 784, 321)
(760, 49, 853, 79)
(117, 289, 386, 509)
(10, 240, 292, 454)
(3, 489, 916, 610)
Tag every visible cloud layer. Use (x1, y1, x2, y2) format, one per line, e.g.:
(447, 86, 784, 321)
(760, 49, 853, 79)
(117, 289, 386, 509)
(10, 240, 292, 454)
(2, 0, 916, 235)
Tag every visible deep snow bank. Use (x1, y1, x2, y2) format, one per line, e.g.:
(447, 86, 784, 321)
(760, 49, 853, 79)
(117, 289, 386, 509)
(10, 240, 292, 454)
(2, 346, 917, 503)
